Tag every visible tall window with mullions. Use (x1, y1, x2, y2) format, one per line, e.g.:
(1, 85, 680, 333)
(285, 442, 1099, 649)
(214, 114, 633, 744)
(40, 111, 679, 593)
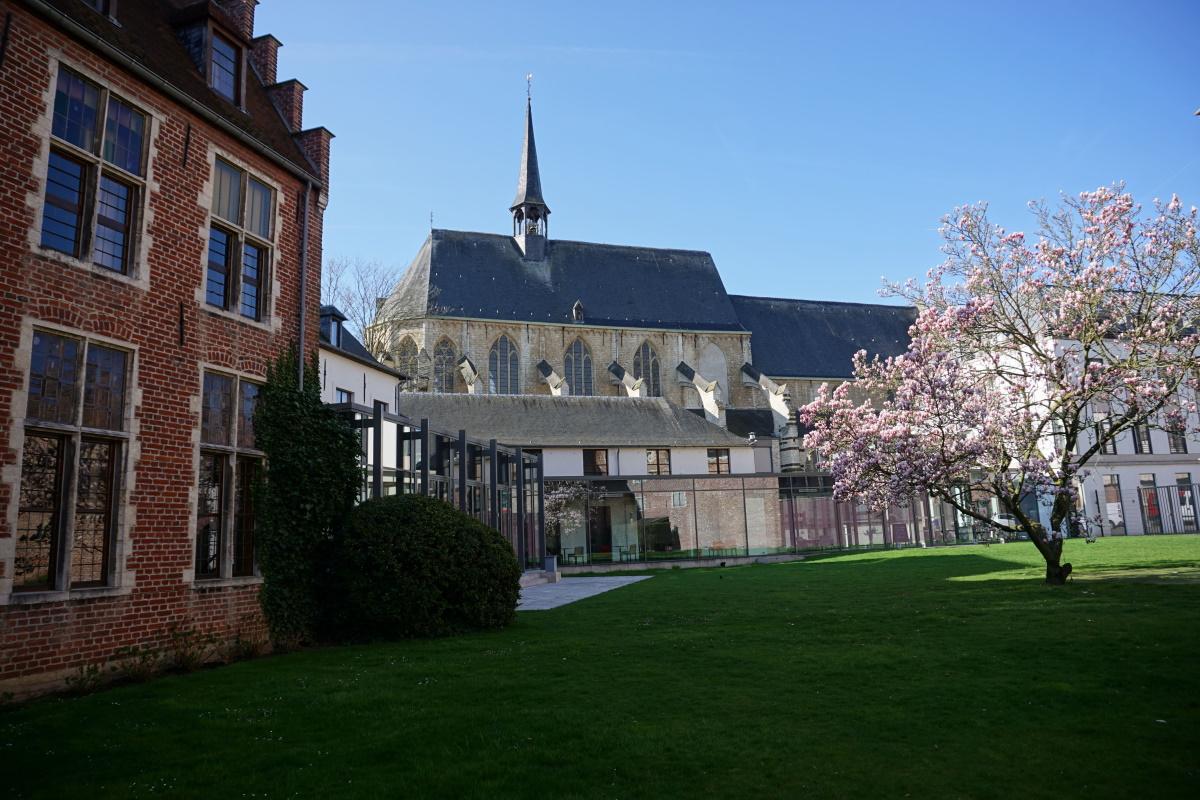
(17, 330, 129, 590)
(564, 338, 593, 396)
(633, 341, 661, 397)
(41, 68, 147, 275)
(489, 335, 519, 395)
(197, 372, 263, 579)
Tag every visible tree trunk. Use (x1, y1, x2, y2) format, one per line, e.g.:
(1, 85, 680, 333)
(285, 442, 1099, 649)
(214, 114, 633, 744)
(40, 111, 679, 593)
(1040, 536, 1073, 585)
(1030, 524, 1073, 585)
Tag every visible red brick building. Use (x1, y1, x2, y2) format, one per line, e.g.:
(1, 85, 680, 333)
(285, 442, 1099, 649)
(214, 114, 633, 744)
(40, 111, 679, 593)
(0, 0, 331, 696)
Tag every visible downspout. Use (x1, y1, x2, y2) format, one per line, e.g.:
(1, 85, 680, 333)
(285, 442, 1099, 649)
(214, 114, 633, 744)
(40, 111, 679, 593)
(298, 181, 311, 387)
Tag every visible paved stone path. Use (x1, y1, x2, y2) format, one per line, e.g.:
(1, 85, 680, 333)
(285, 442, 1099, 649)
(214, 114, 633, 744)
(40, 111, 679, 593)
(517, 576, 653, 611)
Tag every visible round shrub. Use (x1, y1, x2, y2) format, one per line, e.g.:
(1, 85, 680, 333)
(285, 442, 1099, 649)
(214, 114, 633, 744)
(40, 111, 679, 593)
(333, 494, 522, 639)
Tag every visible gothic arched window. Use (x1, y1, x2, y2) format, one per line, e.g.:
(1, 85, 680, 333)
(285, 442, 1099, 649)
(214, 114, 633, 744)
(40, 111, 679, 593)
(564, 338, 593, 396)
(396, 337, 418, 381)
(433, 338, 456, 393)
(489, 334, 519, 395)
(633, 341, 661, 397)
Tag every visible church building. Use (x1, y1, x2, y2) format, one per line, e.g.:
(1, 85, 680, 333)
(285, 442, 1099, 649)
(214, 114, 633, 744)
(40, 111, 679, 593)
(375, 98, 916, 471)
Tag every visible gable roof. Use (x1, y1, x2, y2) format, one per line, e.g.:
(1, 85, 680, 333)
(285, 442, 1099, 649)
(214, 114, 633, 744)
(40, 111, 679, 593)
(319, 305, 403, 377)
(394, 394, 750, 448)
(385, 229, 746, 332)
(31, 0, 319, 181)
(730, 295, 916, 380)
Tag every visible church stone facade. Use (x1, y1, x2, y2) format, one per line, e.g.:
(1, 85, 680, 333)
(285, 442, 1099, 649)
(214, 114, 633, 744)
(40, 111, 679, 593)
(373, 98, 915, 470)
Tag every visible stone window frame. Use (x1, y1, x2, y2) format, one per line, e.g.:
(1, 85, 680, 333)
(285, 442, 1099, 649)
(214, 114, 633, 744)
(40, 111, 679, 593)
(36, 63, 152, 283)
(2, 322, 137, 602)
(203, 153, 278, 324)
(194, 369, 263, 583)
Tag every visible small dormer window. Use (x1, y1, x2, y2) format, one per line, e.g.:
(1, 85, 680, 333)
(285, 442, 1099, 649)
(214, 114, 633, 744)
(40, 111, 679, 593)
(572, 300, 584, 323)
(211, 33, 240, 102)
(82, 0, 114, 14)
(332, 319, 342, 348)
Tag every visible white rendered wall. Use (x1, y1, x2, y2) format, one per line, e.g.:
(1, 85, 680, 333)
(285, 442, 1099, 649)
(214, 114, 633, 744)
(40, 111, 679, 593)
(319, 347, 399, 409)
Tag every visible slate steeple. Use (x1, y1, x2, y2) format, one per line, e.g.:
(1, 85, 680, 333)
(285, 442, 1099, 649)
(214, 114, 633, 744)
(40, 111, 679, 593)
(510, 98, 550, 239)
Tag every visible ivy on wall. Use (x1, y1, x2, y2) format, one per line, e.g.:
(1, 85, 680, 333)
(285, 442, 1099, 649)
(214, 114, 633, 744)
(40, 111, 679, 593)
(253, 347, 361, 648)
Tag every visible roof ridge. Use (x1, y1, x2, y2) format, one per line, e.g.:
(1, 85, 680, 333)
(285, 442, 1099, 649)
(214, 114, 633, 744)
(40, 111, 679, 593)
(429, 228, 715, 257)
(730, 294, 915, 310)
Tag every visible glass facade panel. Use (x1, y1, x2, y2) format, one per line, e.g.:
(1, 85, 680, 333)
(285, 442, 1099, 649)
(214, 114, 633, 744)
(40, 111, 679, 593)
(695, 488, 747, 556)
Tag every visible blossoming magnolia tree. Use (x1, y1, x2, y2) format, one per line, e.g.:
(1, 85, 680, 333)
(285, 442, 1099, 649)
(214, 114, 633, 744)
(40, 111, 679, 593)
(801, 187, 1200, 584)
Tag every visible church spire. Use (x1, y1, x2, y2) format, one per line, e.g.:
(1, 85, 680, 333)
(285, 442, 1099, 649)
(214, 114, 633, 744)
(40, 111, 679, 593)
(510, 92, 550, 238)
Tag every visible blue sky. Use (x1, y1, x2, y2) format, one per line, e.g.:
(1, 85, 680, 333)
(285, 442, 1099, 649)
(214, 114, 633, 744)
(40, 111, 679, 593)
(256, 0, 1200, 306)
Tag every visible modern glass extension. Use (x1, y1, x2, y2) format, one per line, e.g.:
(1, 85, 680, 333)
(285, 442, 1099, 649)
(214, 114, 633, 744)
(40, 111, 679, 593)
(544, 474, 992, 566)
(336, 401, 544, 568)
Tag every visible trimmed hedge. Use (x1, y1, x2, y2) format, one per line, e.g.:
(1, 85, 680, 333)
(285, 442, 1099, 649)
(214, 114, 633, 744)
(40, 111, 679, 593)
(333, 494, 522, 639)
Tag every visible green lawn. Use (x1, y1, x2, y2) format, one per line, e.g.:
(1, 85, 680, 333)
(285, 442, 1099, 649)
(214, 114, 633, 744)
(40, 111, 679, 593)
(4, 537, 1199, 799)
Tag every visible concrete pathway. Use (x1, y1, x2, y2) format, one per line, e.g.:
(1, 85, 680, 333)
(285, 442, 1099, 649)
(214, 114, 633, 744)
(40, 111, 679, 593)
(517, 576, 653, 611)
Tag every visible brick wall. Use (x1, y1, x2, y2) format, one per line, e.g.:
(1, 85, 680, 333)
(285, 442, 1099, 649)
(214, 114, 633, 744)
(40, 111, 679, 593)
(0, 4, 323, 697)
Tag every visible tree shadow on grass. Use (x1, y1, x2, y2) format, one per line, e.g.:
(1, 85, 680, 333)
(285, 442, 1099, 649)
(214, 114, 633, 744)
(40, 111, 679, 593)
(803, 550, 1033, 580)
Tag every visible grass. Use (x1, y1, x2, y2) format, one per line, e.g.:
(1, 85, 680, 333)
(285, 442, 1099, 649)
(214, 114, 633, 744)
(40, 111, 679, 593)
(4, 536, 1199, 799)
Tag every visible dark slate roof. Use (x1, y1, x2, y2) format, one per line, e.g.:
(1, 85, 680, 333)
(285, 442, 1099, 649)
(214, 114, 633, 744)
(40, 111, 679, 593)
(725, 408, 778, 438)
(686, 407, 777, 438)
(394, 394, 750, 448)
(387, 230, 745, 331)
(319, 306, 403, 377)
(35, 0, 318, 180)
(510, 100, 547, 211)
(730, 295, 916, 380)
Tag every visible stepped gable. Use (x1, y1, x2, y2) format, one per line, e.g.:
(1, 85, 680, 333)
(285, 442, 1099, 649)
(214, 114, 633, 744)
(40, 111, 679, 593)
(35, 0, 318, 180)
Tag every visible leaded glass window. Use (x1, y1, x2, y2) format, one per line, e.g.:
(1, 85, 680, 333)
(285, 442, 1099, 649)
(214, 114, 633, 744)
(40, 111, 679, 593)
(564, 338, 593, 396)
(18, 331, 129, 591)
(633, 341, 661, 397)
(397, 337, 419, 381)
(489, 335, 519, 395)
(42, 68, 146, 274)
(433, 338, 457, 393)
(207, 160, 274, 320)
(198, 372, 263, 579)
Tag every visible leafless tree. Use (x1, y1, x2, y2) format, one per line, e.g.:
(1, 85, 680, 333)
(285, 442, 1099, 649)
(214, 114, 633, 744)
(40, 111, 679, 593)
(320, 255, 402, 358)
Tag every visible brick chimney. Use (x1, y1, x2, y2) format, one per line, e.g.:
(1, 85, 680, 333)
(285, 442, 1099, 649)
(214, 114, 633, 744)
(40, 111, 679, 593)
(268, 78, 306, 132)
(295, 126, 334, 186)
(249, 34, 281, 86)
(217, 0, 258, 41)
